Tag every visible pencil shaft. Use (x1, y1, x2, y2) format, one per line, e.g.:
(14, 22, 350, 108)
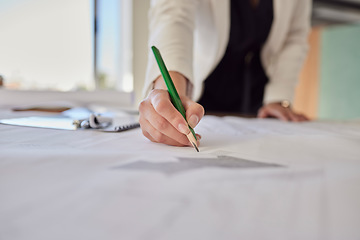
(151, 46, 186, 117)
(151, 46, 198, 149)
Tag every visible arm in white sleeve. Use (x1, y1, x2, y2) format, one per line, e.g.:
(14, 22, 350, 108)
(263, 0, 311, 104)
(143, 0, 199, 98)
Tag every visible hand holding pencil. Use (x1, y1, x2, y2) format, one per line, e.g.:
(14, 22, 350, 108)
(139, 48, 204, 150)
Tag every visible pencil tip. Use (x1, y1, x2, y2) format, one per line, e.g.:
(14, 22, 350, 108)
(186, 131, 199, 152)
(192, 142, 199, 152)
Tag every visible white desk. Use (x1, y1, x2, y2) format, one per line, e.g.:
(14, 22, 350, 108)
(1, 108, 360, 240)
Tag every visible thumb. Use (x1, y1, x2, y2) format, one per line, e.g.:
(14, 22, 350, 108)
(182, 97, 205, 128)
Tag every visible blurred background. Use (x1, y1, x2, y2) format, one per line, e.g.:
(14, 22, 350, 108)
(294, 0, 360, 120)
(0, 0, 359, 119)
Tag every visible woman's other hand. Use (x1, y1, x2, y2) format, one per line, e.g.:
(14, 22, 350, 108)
(257, 102, 309, 122)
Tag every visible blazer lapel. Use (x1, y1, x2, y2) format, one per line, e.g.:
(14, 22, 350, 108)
(210, 0, 230, 69)
(262, 0, 293, 69)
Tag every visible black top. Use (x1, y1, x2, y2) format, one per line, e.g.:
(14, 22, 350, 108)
(198, 0, 273, 114)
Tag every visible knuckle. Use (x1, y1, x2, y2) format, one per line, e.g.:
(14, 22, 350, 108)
(154, 118, 168, 131)
(153, 99, 168, 114)
(142, 130, 152, 141)
(169, 113, 184, 126)
(151, 88, 163, 95)
(138, 100, 148, 112)
(153, 131, 165, 143)
(148, 89, 160, 98)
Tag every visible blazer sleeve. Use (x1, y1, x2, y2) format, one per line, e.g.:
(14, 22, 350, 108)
(263, 0, 312, 104)
(143, 0, 198, 98)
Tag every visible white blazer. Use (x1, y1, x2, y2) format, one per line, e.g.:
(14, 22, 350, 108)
(144, 0, 311, 104)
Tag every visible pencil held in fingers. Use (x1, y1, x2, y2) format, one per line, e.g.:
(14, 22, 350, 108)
(151, 45, 199, 152)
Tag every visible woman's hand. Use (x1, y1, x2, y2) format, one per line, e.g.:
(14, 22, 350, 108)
(139, 72, 204, 146)
(257, 102, 309, 122)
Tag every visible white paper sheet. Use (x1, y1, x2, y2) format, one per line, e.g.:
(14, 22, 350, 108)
(1, 110, 360, 240)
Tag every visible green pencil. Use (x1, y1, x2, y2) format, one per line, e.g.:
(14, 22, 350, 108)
(151, 46, 199, 152)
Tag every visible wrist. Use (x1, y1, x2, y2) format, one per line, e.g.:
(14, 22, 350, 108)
(153, 71, 188, 96)
(265, 100, 291, 109)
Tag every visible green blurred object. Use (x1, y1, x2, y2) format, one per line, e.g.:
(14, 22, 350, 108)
(320, 24, 360, 120)
(151, 46, 198, 149)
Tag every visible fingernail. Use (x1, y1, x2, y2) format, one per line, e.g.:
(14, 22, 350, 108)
(188, 115, 199, 128)
(178, 123, 189, 134)
(196, 134, 202, 140)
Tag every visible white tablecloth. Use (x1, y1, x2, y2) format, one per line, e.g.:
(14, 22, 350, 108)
(1, 109, 360, 240)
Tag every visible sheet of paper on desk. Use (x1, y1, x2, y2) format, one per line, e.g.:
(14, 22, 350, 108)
(0, 116, 77, 130)
(0, 109, 139, 131)
(1, 114, 360, 240)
